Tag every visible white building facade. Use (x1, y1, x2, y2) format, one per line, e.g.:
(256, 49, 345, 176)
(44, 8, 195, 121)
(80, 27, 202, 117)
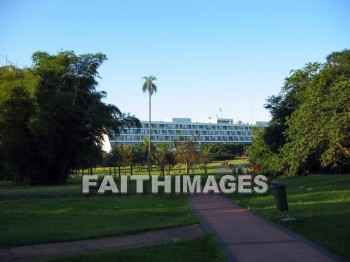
(110, 118, 268, 146)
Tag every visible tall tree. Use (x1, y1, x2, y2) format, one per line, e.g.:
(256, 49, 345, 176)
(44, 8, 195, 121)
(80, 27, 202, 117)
(0, 86, 36, 184)
(0, 51, 140, 184)
(31, 51, 141, 183)
(281, 50, 350, 175)
(248, 62, 321, 176)
(264, 62, 321, 153)
(250, 49, 350, 176)
(142, 75, 157, 177)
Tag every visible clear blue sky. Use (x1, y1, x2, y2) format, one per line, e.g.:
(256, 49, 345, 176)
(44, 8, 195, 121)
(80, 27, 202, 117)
(1, 0, 349, 123)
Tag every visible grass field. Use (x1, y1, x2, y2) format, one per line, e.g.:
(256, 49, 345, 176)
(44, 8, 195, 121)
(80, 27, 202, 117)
(1, 159, 349, 260)
(0, 158, 246, 259)
(0, 159, 250, 200)
(0, 160, 230, 248)
(49, 235, 226, 262)
(0, 161, 230, 258)
(225, 175, 350, 260)
(0, 194, 198, 248)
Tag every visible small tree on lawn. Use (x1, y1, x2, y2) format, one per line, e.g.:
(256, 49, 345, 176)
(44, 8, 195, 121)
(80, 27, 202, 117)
(199, 146, 212, 174)
(119, 145, 133, 175)
(156, 143, 172, 176)
(175, 136, 199, 175)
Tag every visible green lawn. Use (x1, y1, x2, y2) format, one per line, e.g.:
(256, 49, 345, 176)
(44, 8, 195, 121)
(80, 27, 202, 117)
(1, 163, 349, 260)
(0, 160, 238, 200)
(0, 164, 230, 258)
(0, 180, 13, 186)
(225, 175, 350, 260)
(0, 183, 83, 200)
(0, 194, 198, 248)
(49, 235, 226, 262)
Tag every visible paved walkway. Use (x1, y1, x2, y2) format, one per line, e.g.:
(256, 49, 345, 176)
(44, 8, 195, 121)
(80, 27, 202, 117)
(190, 194, 345, 262)
(214, 166, 229, 174)
(0, 224, 204, 261)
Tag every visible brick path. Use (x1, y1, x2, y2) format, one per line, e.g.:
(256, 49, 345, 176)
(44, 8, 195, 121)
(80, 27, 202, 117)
(0, 224, 204, 261)
(190, 194, 345, 262)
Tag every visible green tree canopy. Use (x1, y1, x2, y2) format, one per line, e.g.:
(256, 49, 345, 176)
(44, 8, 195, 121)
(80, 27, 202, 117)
(249, 49, 350, 176)
(0, 51, 140, 184)
(281, 50, 350, 175)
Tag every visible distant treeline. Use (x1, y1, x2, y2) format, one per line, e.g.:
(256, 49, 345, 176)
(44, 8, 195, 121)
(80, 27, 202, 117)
(99, 141, 245, 177)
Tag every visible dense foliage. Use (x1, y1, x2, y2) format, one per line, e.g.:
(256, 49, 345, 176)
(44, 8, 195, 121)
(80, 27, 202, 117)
(200, 142, 244, 160)
(249, 49, 350, 176)
(0, 51, 140, 184)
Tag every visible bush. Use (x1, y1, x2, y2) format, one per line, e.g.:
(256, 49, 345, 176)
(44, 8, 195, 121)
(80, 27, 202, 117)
(211, 154, 235, 161)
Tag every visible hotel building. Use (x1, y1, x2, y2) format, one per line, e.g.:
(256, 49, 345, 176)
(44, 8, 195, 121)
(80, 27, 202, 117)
(110, 117, 268, 146)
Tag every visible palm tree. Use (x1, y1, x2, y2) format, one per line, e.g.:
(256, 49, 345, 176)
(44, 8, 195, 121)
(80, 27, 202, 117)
(142, 75, 157, 177)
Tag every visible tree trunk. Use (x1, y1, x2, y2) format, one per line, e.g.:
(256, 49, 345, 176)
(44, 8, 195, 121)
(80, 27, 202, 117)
(148, 92, 152, 177)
